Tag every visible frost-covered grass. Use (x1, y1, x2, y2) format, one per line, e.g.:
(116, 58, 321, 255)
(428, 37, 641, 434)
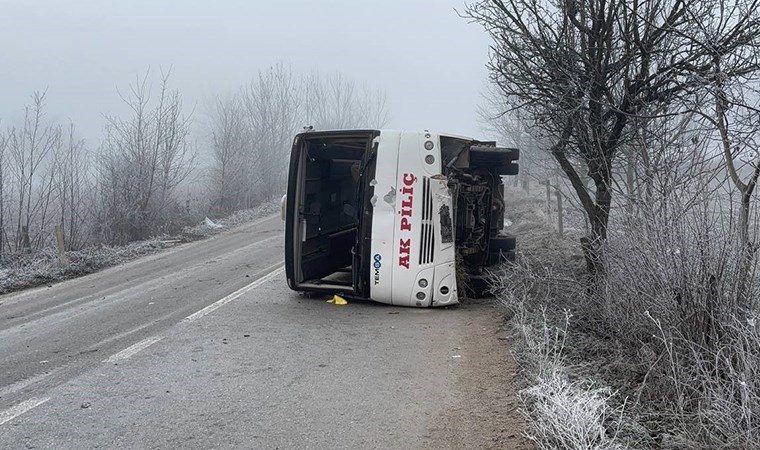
(0, 238, 174, 294)
(182, 201, 280, 237)
(492, 185, 760, 449)
(491, 187, 632, 449)
(501, 295, 633, 449)
(0, 201, 279, 295)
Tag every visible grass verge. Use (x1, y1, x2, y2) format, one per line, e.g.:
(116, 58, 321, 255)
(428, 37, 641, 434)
(0, 202, 279, 295)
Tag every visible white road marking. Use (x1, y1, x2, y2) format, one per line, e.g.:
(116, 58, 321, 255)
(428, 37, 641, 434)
(183, 264, 285, 324)
(0, 370, 58, 400)
(103, 336, 164, 363)
(0, 397, 50, 426)
(101, 263, 283, 363)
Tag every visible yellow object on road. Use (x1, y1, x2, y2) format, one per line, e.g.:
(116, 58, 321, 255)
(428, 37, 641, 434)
(327, 294, 348, 305)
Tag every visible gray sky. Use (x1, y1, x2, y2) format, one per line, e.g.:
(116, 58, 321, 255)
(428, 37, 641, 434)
(1, 0, 493, 146)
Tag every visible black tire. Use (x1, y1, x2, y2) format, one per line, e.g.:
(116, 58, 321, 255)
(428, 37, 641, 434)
(468, 274, 494, 298)
(470, 147, 519, 169)
(490, 235, 516, 252)
(493, 162, 519, 176)
(487, 250, 516, 266)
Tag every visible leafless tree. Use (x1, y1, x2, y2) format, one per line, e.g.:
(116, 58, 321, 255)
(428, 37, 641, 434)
(302, 71, 390, 130)
(242, 64, 301, 201)
(479, 84, 558, 190)
(52, 123, 91, 250)
(209, 95, 249, 214)
(465, 0, 760, 274)
(207, 67, 390, 213)
(98, 70, 195, 243)
(6, 91, 62, 251)
(0, 125, 6, 258)
(702, 72, 760, 307)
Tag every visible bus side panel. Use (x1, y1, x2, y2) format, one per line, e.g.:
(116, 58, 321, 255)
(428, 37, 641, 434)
(368, 131, 401, 304)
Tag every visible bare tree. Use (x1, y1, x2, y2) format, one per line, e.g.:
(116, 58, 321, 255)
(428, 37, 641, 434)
(207, 67, 390, 213)
(242, 64, 301, 201)
(479, 84, 556, 190)
(209, 95, 249, 214)
(0, 125, 6, 258)
(98, 70, 195, 243)
(6, 91, 62, 251)
(705, 59, 760, 306)
(52, 123, 91, 250)
(302, 71, 390, 130)
(465, 0, 760, 275)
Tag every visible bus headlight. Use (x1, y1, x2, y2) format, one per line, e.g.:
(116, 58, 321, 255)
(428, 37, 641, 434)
(424, 140, 434, 150)
(418, 279, 428, 288)
(416, 292, 426, 300)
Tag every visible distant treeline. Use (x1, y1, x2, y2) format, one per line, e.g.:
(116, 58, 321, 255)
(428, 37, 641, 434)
(0, 65, 388, 257)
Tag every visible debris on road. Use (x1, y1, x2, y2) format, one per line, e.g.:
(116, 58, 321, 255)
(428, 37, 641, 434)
(326, 294, 348, 305)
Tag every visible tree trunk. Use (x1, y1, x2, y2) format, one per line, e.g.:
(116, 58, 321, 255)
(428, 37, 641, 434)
(736, 189, 757, 309)
(20, 226, 31, 253)
(551, 139, 612, 277)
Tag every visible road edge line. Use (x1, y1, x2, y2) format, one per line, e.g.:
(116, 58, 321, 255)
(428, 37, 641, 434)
(0, 397, 50, 426)
(103, 336, 164, 363)
(182, 264, 285, 324)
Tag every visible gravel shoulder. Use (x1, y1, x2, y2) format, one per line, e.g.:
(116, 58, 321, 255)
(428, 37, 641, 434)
(424, 299, 532, 450)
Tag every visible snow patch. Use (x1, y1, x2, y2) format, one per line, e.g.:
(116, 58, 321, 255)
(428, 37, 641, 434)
(203, 217, 224, 229)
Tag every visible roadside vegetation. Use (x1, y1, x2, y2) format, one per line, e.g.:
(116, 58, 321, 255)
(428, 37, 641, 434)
(0, 66, 386, 294)
(467, 0, 760, 447)
(0, 201, 279, 295)
(495, 176, 760, 448)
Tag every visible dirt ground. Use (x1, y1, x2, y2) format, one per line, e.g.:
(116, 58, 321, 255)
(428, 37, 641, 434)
(423, 299, 533, 450)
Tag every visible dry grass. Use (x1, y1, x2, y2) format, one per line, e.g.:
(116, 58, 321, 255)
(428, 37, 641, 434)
(0, 201, 279, 295)
(491, 187, 634, 449)
(491, 183, 760, 449)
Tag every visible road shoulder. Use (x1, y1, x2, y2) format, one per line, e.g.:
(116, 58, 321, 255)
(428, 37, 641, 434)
(423, 299, 532, 449)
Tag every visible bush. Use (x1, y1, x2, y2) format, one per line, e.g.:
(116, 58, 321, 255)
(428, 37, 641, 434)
(491, 184, 760, 449)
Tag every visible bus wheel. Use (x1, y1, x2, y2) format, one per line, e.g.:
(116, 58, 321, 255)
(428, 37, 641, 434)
(490, 235, 516, 252)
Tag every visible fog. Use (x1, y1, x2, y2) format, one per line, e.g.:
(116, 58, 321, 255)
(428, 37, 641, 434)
(0, 0, 492, 145)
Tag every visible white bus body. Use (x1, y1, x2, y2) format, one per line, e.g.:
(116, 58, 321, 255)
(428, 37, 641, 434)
(283, 129, 518, 307)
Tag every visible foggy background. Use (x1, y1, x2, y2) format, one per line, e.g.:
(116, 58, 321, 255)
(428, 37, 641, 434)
(0, 0, 492, 144)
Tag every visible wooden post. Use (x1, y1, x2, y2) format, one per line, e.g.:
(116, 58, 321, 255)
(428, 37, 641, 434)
(55, 224, 68, 265)
(21, 225, 31, 253)
(545, 180, 552, 227)
(555, 189, 564, 237)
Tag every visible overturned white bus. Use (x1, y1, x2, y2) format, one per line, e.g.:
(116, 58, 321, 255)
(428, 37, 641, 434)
(283, 129, 518, 307)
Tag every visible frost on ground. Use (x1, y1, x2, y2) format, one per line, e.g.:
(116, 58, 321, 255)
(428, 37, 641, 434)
(183, 201, 279, 237)
(492, 184, 760, 449)
(0, 201, 279, 295)
(511, 307, 630, 450)
(490, 187, 634, 449)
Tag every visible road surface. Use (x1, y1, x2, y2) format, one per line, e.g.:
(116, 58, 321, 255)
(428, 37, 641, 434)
(0, 215, 527, 449)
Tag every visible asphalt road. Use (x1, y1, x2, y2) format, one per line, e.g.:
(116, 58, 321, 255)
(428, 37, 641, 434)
(0, 215, 526, 449)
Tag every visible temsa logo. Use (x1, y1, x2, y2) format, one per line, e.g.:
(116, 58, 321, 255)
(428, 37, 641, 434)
(398, 173, 417, 269)
(373, 254, 382, 285)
